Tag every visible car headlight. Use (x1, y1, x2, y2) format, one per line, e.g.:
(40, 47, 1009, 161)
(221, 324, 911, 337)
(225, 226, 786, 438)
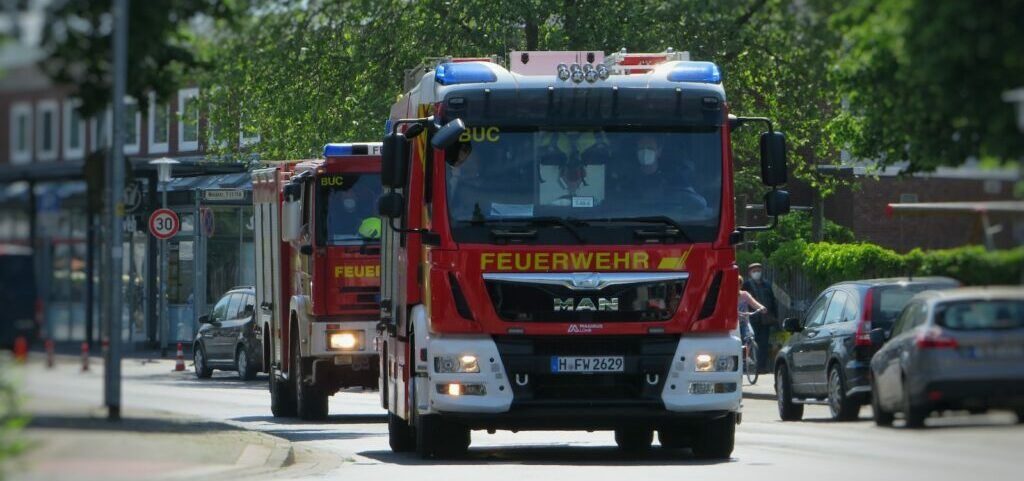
(694, 353, 738, 372)
(328, 331, 363, 350)
(434, 354, 480, 373)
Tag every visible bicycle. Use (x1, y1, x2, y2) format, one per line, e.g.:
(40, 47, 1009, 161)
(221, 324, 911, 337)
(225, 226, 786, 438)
(739, 309, 763, 385)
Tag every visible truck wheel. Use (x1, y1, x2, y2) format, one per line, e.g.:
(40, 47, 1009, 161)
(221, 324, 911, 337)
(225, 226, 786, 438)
(776, 364, 804, 421)
(388, 413, 416, 452)
(691, 412, 735, 460)
(614, 428, 653, 452)
(293, 338, 329, 420)
(269, 366, 296, 417)
(1015, 409, 1024, 424)
(416, 415, 470, 459)
(828, 365, 861, 421)
(236, 346, 257, 381)
(657, 429, 691, 449)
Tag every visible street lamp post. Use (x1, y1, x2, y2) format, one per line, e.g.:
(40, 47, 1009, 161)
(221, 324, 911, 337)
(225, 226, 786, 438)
(149, 157, 178, 357)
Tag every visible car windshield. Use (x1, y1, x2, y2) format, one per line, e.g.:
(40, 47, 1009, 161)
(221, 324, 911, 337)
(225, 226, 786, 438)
(319, 172, 382, 245)
(875, 283, 953, 323)
(444, 127, 722, 242)
(936, 300, 1024, 330)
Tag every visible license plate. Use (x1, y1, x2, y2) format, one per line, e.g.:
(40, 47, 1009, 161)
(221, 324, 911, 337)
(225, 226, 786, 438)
(969, 345, 1024, 359)
(551, 356, 624, 373)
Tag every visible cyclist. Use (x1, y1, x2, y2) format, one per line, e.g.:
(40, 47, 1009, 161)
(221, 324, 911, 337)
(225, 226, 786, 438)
(738, 275, 767, 342)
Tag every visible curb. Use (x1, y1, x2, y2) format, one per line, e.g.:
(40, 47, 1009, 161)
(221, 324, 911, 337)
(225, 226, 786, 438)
(743, 391, 776, 401)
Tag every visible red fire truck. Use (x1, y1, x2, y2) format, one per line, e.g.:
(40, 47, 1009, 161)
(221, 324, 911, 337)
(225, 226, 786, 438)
(376, 50, 790, 458)
(253, 143, 383, 420)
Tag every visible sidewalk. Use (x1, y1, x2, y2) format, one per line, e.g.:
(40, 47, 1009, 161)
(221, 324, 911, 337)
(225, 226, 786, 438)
(11, 397, 293, 481)
(742, 373, 776, 401)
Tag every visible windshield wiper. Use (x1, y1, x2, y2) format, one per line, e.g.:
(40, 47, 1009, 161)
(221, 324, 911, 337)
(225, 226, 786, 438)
(582, 216, 694, 244)
(463, 216, 588, 243)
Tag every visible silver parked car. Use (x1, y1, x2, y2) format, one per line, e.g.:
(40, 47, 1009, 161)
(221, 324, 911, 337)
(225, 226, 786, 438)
(869, 287, 1024, 428)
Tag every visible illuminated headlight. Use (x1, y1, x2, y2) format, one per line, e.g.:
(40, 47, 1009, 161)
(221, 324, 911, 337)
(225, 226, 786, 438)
(434, 354, 480, 373)
(328, 331, 363, 350)
(437, 383, 487, 396)
(694, 353, 738, 372)
(689, 382, 738, 395)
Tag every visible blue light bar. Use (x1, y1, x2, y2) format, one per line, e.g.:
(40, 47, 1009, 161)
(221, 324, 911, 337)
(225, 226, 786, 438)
(435, 62, 497, 86)
(323, 143, 353, 157)
(667, 61, 722, 84)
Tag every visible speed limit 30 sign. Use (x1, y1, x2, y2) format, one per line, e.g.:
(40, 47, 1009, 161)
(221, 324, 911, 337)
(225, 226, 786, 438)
(149, 208, 180, 240)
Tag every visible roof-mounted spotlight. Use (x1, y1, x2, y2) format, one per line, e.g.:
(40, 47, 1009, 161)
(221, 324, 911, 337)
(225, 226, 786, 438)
(556, 63, 570, 81)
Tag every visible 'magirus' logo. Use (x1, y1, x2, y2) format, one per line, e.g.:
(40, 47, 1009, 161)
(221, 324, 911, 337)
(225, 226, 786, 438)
(553, 297, 619, 312)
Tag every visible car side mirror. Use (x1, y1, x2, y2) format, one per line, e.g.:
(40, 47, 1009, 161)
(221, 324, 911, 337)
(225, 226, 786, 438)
(431, 118, 467, 150)
(198, 314, 210, 325)
(764, 190, 790, 217)
(377, 192, 405, 218)
(759, 131, 788, 186)
(869, 327, 887, 347)
(782, 317, 802, 333)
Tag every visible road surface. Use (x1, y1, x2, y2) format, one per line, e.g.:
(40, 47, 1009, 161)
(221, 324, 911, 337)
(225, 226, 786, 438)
(22, 357, 1024, 480)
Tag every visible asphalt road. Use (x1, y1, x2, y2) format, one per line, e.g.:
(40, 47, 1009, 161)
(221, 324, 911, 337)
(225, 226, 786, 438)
(23, 357, 1024, 481)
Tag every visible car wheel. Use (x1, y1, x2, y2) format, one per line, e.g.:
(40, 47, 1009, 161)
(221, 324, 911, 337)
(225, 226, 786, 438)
(902, 377, 927, 429)
(236, 346, 257, 381)
(871, 378, 894, 427)
(691, 412, 735, 460)
(193, 344, 213, 379)
(828, 365, 861, 421)
(388, 412, 416, 453)
(776, 364, 804, 421)
(614, 428, 653, 452)
(293, 335, 329, 420)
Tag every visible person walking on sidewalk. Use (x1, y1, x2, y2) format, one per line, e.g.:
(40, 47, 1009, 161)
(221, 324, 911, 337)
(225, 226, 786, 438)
(742, 263, 777, 373)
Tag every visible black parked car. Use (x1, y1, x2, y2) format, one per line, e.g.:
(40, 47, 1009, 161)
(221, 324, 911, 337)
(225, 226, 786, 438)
(193, 286, 263, 380)
(775, 277, 959, 421)
(0, 245, 40, 349)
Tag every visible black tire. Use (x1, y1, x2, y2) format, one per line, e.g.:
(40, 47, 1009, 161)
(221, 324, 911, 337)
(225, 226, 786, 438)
(966, 407, 987, 415)
(691, 412, 735, 460)
(1015, 410, 1024, 424)
(236, 346, 257, 381)
(416, 415, 470, 459)
(745, 341, 759, 385)
(388, 413, 416, 452)
(293, 336, 329, 420)
(614, 428, 653, 452)
(269, 365, 297, 417)
(776, 364, 804, 421)
(193, 344, 213, 379)
(902, 379, 927, 429)
(657, 429, 690, 449)
(828, 365, 861, 421)
(871, 379, 894, 427)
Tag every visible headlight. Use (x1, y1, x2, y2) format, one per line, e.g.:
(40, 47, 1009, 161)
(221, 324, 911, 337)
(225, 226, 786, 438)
(694, 353, 738, 372)
(328, 331, 362, 350)
(437, 382, 487, 396)
(434, 354, 480, 373)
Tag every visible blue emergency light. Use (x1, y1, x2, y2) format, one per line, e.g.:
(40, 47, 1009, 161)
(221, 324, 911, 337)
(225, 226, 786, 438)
(323, 143, 353, 157)
(435, 62, 497, 86)
(667, 61, 722, 84)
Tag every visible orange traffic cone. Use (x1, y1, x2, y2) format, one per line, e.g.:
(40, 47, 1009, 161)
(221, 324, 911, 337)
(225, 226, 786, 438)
(45, 339, 55, 369)
(13, 336, 27, 363)
(81, 342, 90, 372)
(174, 342, 185, 372)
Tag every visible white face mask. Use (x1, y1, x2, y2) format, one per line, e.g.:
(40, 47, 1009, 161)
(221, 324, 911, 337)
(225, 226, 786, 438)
(343, 199, 357, 210)
(750, 271, 762, 281)
(638, 148, 657, 166)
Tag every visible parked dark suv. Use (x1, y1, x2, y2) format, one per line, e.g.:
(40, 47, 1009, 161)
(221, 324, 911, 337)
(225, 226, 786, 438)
(775, 277, 959, 421)
(193, 286, 263, 380)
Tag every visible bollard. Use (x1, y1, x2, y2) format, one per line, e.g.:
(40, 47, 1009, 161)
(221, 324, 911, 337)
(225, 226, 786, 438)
(13, 336, 27, 363)
(174, 342, 185, 372)
(45, 339, 55, 369)
(81, 342, 90, 372)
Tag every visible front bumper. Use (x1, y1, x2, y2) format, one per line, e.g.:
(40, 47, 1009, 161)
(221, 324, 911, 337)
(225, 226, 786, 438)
(420, 333, 741, 427)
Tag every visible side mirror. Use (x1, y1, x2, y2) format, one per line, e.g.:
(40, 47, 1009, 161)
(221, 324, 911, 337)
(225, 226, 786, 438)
(431, 118, 467, 150)
(198, 314, 210, 324)
(381, 132, 410, 188)
(759, 131, 788, 186)
(869, 328, 887, 347)
(782, 317, 802, 333)
(377, 192, 405, 218)
(281, 198, 302, 242)
(283, 182, 301, 201)
(299, 244, 313, 256)
(403, 123, 425, 139)
(764, 190, 791, 217)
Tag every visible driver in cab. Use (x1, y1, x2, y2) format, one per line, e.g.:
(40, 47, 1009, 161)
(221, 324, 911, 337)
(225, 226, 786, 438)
(615, 135, 708, 210)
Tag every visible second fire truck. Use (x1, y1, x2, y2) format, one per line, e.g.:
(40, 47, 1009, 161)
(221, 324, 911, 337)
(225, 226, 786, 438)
(376, 50, 790, 458)
(253, 143, 383, 420)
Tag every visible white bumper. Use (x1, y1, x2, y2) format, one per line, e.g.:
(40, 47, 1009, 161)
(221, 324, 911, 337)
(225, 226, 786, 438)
(660, 334, 742, 412)
(309, 320, 379, 359)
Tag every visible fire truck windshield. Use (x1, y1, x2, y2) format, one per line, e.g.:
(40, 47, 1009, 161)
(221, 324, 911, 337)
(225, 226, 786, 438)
(318, 172, 382, 245)
(445, 127, 722, 244)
